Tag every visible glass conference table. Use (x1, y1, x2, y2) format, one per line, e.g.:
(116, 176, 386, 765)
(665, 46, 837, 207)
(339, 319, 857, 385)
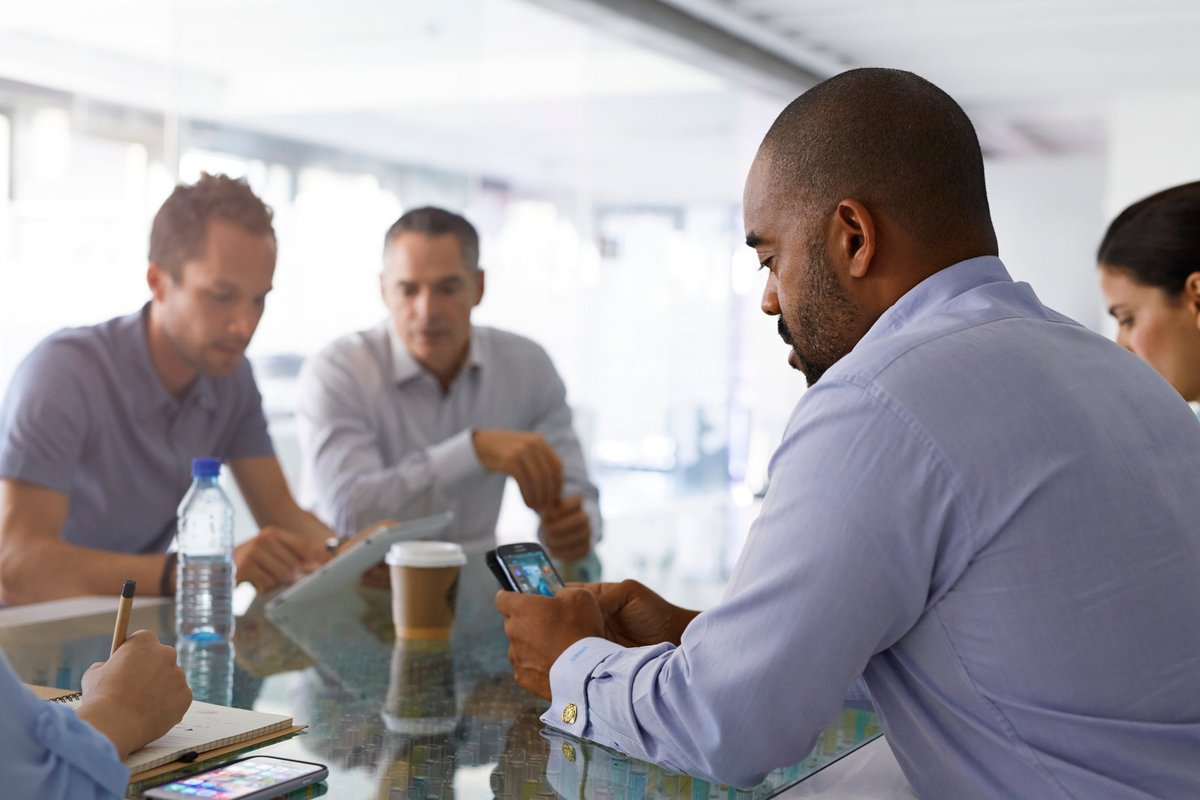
(1, 554, 881, 799)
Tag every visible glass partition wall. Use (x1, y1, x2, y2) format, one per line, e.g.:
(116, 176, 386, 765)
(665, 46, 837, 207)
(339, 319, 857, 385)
(0, 0, 802, 591)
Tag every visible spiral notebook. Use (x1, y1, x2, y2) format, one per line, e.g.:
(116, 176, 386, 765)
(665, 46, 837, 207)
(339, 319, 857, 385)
(27, 684, 303, 775)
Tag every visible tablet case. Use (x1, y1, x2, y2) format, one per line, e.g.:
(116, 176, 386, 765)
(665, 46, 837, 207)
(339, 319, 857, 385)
(263, 512, 453, 616)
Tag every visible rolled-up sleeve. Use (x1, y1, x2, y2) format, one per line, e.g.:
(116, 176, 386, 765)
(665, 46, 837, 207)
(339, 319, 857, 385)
(540, 378, 961, 787)
(0, 654, 128, 798)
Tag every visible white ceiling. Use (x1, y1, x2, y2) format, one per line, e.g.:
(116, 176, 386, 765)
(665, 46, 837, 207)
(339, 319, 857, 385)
(0, 0, 1197, 202)
(664, 0, 1200, 154)
(0, 0, 774, 203)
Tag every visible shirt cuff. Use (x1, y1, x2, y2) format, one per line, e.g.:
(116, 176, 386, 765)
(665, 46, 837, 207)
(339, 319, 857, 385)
(425, 429, 483, 487)
(540, 636, 627, 736)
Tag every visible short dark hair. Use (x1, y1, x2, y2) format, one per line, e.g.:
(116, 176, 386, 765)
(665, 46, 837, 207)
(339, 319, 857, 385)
(148, 173, 275, 280)
(761, 68, 995, 248)
(1097, 181, 1200, 296)
(383, 206, 480, 272)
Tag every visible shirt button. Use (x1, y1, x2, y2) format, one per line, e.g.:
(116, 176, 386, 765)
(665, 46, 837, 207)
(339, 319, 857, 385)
(562, 703, 578, 724)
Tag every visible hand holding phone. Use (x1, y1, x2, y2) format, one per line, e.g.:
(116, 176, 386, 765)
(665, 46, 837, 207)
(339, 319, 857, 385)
(486, 542, 565, 597)
(142, 755, 327, 799)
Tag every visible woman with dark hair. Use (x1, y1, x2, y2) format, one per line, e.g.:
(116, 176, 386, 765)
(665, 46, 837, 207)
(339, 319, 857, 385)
(1098, 180, 1200, 403)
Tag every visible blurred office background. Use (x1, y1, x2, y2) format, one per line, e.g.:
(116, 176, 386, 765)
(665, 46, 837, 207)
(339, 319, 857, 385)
(1, 0, 1197, 604)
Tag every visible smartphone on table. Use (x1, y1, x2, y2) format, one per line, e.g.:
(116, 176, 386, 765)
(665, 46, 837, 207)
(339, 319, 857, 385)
(486, 542, 565, 597)
(143, 755, 327, 799)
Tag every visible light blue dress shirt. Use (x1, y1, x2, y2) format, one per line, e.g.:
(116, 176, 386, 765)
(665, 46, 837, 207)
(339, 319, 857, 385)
(543, 257, 1200, 798)
(296, 323, 600, 551)
(0, 651, 127, 798)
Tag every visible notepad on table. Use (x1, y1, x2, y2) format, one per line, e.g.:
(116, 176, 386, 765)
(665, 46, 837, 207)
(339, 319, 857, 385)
(27, 683, 302, 773)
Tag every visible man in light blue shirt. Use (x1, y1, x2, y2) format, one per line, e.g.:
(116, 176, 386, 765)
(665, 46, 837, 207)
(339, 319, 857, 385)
(497, 69, 1200, 798)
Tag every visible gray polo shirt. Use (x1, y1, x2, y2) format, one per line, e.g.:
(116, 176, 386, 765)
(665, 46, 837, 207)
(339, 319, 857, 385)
(0, 305, 274, 554)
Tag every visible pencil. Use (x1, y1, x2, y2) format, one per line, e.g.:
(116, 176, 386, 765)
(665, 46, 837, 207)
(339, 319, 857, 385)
(110, 579, 136, 656)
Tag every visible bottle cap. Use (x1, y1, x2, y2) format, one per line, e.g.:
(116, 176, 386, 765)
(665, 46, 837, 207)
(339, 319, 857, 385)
(191, 458, 222, 478)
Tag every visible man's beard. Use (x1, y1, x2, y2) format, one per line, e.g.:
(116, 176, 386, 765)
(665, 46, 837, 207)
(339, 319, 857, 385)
(779, 239, 861, 387)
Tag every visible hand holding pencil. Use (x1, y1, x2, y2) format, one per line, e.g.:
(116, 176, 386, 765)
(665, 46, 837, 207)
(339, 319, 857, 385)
(78, 630, 192, 760)
(76, 579, 191, 759)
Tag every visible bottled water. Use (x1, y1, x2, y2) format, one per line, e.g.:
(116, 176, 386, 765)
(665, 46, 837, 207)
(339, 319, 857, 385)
(176, 457, 235, 643)
(177, 637, 234, 706)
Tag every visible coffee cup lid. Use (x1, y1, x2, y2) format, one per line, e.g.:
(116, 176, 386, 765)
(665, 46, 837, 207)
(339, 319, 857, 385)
(385, 540, 466, 568)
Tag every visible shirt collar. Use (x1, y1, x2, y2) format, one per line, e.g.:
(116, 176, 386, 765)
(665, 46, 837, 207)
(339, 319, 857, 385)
(126, 303, 219, 419)
(384, 320, 484, 387)
(859, 255, 1012, 347)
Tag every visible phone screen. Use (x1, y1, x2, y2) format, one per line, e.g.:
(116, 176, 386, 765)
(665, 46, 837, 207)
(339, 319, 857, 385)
(503, 549, 565, 597)
(144, 756, 326, 799)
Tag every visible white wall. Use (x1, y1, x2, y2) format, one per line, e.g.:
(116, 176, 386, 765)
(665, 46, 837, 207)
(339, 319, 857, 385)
(985, 154, 1107, 332)
(1106, 89, 1200, 220)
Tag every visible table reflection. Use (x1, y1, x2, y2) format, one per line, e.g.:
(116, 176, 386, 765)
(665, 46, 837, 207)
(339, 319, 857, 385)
(0, 552, 880, 799)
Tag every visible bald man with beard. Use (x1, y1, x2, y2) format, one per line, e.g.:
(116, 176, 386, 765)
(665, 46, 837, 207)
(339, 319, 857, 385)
(496, 69, 1200, 798)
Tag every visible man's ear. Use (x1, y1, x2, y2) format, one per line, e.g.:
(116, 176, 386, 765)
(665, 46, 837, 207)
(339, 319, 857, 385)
(473, 269, 486, 307)
(147, 262, 169, 302)
(832, 199, 876, 279)
(1185, 272, 1200, 327)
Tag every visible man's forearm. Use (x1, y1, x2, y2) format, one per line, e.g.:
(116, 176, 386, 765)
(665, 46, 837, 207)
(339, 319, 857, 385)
(329, 469, 430, 537)
(0, 540, 168, 605)
(264, 504, 331, 540)
(325, 433, 480, 536)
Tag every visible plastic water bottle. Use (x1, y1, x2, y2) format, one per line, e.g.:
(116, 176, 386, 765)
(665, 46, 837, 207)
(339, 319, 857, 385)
(175, 457, 235, 643)
(177, 637, 234, 706)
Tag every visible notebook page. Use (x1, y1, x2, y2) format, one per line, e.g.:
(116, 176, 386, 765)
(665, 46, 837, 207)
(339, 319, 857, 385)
(124, 700, 292, 772)
(28, 683, 294, 771)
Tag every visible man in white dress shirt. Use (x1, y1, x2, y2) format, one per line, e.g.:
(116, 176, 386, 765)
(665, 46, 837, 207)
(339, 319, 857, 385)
(297, 207, 600, 557)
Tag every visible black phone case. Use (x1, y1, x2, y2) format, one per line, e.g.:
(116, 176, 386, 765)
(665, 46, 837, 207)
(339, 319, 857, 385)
(488, 544, 566, 595)
(485, 548, 516, 590)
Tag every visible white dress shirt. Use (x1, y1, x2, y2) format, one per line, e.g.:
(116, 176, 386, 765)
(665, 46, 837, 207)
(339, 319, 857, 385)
(297, 322, 600, 552)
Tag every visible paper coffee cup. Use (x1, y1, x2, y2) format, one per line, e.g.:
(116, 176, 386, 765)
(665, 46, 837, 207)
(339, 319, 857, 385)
(385, 541, 466, 640)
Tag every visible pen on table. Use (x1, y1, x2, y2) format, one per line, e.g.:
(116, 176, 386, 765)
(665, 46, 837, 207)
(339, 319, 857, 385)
(110, 578, 136, 656)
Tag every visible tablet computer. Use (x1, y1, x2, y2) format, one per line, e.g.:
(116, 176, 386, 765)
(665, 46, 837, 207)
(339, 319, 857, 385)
(264, 511, 453, 615)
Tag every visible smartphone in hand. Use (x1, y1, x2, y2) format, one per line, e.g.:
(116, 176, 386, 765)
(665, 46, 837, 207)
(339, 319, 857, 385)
(143, 755, 327, 799)
(486, 542, 565, 597)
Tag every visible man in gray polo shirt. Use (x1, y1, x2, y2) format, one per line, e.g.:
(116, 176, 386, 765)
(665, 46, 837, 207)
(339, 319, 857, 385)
(0, 174, 341, 605)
